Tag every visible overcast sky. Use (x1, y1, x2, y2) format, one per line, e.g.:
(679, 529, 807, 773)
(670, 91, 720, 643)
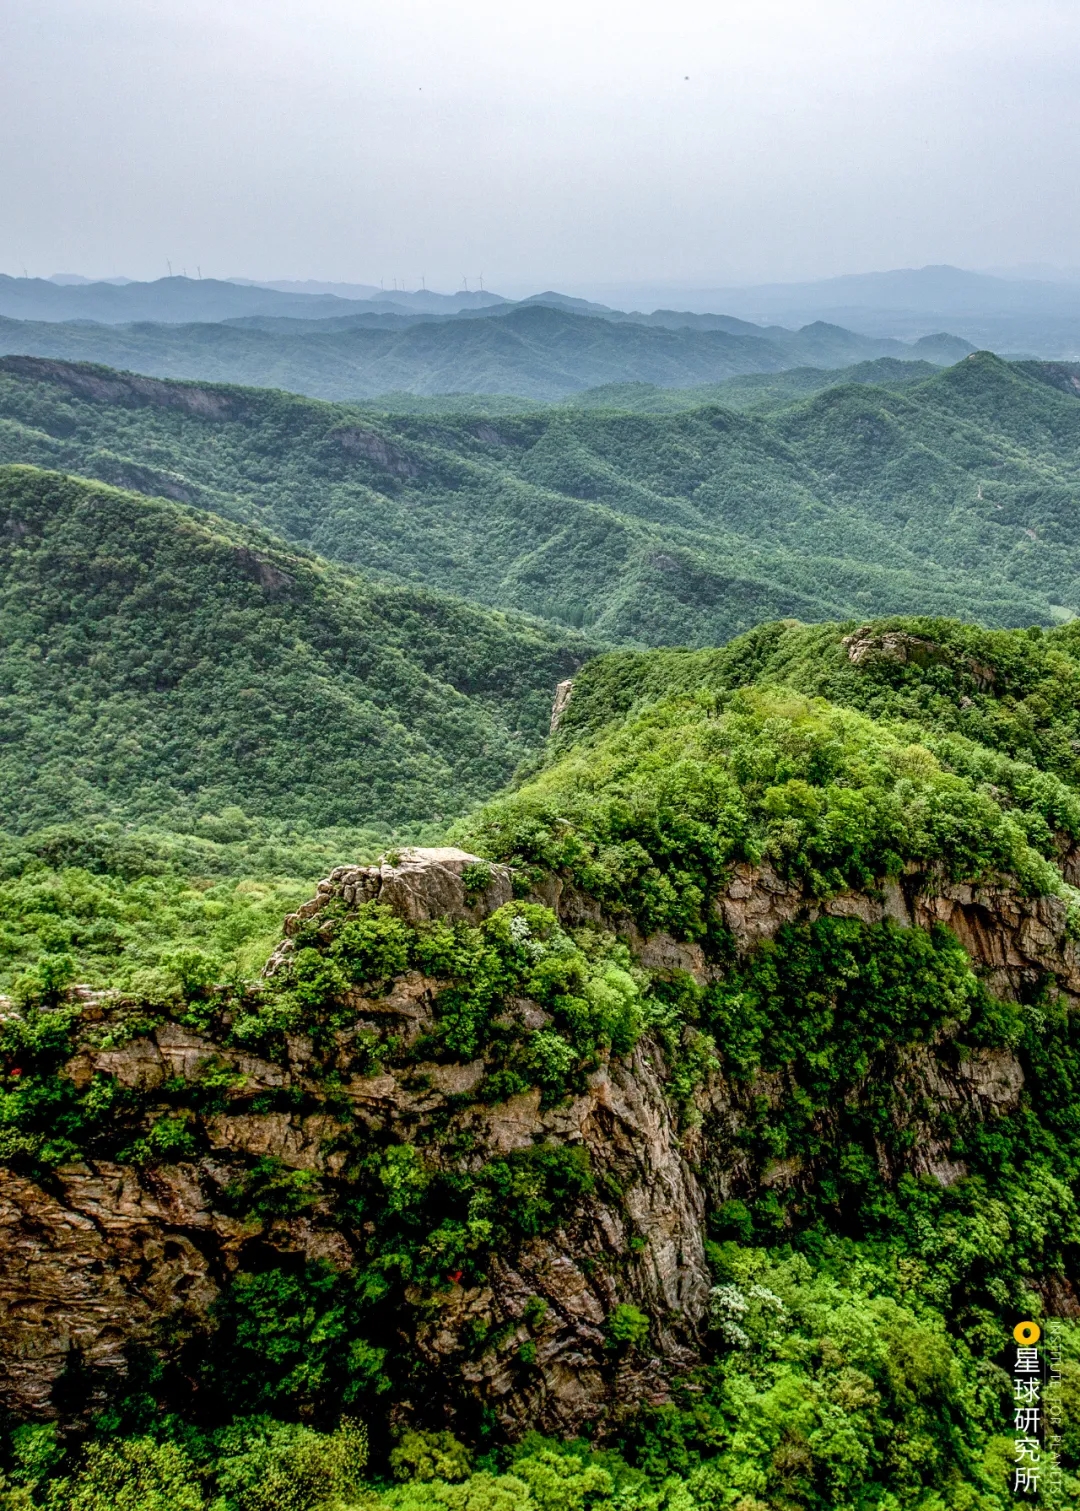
(3, 0, 1080, 295)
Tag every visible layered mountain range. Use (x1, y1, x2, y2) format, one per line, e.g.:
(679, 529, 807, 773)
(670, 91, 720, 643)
(2, 318, 1080, 1508)
(0, 273, 973, 402)
(2, 350, 1079, 657)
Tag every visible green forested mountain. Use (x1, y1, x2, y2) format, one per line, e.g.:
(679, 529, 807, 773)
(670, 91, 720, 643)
(7, 344, 1080, 1511)
(0, 465, 596, 840)
(3, 352, 1080, 642)
(0, 301, 971, 402)
(630, 356, 945, 412)
(551, 612, 1080, 773)
(5, 611, 1080, 1509)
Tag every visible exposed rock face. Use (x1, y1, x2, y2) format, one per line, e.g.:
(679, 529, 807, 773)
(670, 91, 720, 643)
(0, 849, 706, 1436)
(327, 426, 420, 479)
(0, 356, 245, 420)
(270, 847, 513, 971)
(841, 625, 996, 688)
(264, 847, 514, 983)
(716, 859, 1080, 1007)
(0, 1162, 224, 1419)
(0, 847, 1066, 1433)
(550, 679, 574, 732)
(409, 1042, 708, 1436)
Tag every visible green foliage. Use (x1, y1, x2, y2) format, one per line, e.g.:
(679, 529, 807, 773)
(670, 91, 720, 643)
(0, 464, 594, 839)
(462, 685, 1064, 940)
(616, 1246, 997, 1507)
(605, 1304, 650, 1351)
(203, 1263, 391, 1414)
(240, 900, 648, 1095)
(2, 353, 1078, 659)
(390, 1430, 473, 1484)
(121, 1112, 199, 1167)
(12, 951, 75, 1008)
(59, 1437, 205, 1511)
(0, 850, 309, 994)
(708, 916, 982, 1082)
(4, 1323, 1080, 1510)
(4, 1425, 62, 1488)
(478, 1144, 594, 1238)
(222, 1159, 321, 1220)
(460, 863, 494, 901)
(554, 615, 1080, 794)
(332, 903, 414, 985)
(210, 1415, 368, 1511)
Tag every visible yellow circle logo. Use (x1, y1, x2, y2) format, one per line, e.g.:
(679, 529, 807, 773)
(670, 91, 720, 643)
(1014, 1321, 1041, 1345)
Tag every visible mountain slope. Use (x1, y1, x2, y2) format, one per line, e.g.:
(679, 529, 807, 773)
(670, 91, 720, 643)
(551, 612, 1080, 779)
(1, 354, 1078, 641)
(0, 465, 597, 835)
(3, 615, 1080, 1507)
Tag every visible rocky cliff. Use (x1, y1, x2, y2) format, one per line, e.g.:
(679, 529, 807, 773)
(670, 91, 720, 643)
(2, 835, 1070, 1439)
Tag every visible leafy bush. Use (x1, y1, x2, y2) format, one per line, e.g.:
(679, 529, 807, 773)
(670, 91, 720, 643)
(211, 1415, 368, 1511)
(389, 1430, 473, 1484)
(604, 1304, 650, 1352)
(203, 1264, 390, 1414)
(60, 1438, 204, 1511)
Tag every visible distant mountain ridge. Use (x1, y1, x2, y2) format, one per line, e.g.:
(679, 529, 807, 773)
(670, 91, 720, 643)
(0, 300, 973, 402)
(16, 264, 1080, 356)
(604, 265, 1080, 355)
(234, 279, 510, 313)
(0, 274, 415, 325)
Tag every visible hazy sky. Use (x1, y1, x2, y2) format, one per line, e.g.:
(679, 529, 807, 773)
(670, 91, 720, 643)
(4, 0, 1080, 294)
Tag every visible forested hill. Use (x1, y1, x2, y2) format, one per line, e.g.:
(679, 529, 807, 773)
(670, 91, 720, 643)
(3, 352, 1080, 641)
(0, 465, 597, 839)
(5, 608, 1080, 1506)
(550, 612, 1080, 774)
(0, 302, 972, 402)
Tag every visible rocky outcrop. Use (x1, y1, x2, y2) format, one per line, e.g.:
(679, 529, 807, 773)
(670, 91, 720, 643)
(550, 679, 574, 732)
(270, 847, 513, 973)
(0, 356, 246, 420)
(0, 1033, 706, 1437)
(841, 625, 996, 688)
(716, 858, 1080, 1007)
(0, 846, 1070, 1434)
(409, 1041, 708, 1435)
(0, 849, 706, 1436)
(327, 426, 420, 480)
